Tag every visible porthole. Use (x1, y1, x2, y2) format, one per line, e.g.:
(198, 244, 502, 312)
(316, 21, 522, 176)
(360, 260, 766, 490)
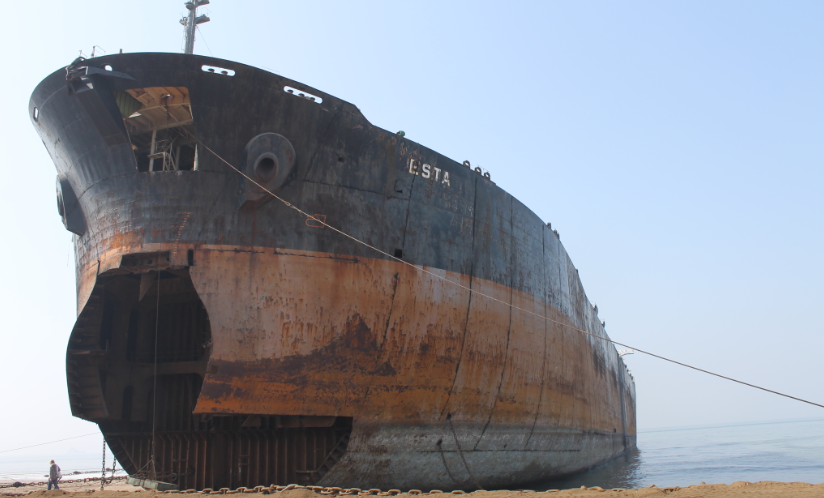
(104, 65, 113, 71)
(284, 86, 323, 104)
(202, 65, 236, 76)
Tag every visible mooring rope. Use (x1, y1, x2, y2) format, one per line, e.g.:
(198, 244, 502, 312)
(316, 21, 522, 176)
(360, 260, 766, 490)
(194, 139, 824, 411)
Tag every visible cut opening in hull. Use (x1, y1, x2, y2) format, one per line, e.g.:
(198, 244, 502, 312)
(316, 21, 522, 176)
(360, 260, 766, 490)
(119, 87, 198, 172)
(67, 268, 211, 424)
(67, 265, 351, 489)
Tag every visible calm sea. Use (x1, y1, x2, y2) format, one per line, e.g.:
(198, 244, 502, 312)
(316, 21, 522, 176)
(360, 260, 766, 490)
(2, 418, 823, 487)
(537, 417, 824, 489)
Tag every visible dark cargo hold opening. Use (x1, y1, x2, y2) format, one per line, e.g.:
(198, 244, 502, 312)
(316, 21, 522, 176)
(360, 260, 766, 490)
(68, 265, 351, 490)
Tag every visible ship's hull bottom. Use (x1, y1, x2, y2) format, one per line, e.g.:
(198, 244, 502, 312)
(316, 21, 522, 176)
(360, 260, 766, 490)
(104, 418, 634, 491)
(323, 422, 634, 490)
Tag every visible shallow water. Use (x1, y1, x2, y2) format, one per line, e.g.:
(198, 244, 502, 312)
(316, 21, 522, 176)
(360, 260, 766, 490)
(536, 417, 824, 489)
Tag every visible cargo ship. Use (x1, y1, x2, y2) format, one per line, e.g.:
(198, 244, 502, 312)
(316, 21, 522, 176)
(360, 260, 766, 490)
(29, 16, 636, 491)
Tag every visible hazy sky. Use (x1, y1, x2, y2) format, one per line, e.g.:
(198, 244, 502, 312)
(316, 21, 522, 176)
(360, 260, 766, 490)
(1, 0, 822, 462)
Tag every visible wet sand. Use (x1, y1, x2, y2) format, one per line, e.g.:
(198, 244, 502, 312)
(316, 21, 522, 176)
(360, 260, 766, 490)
(3, 482, 824, 498)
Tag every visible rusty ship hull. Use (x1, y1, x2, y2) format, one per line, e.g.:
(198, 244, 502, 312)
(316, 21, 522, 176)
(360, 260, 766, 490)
(29, 53, 636, 491)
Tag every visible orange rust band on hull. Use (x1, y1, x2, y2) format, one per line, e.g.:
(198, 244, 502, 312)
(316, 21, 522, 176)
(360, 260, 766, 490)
(74, 241, 635, 440)
(174, 246, 636, 438)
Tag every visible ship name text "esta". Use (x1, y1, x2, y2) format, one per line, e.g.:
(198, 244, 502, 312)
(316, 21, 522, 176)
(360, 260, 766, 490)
(408, 158, 451, 187)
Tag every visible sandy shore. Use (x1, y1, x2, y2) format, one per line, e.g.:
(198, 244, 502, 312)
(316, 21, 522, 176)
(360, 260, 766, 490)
(0, 479, 138, 494)
(2, 482, 824, 498)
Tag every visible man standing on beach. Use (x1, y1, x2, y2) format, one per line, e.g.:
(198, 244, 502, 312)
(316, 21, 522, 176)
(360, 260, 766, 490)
(48, 460, 61, 490)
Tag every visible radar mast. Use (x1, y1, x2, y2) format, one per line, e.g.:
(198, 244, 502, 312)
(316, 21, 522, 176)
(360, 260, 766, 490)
(180, 0, 211, 54)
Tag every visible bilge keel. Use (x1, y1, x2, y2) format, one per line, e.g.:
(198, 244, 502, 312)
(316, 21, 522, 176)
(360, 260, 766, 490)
(30, 52, 636, 490)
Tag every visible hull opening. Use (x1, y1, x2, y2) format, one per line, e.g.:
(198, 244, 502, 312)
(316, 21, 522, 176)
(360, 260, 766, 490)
(67, 268, 212, 423)
(121, 86, 197, 172)
(68, 266, 353, 489)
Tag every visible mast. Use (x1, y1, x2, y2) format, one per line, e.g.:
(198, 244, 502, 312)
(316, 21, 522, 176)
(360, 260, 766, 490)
(181, 0, 211, 54)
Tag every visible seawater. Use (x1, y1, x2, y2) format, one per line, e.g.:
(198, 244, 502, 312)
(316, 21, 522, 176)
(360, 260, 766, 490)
(537, 417, 824, 489)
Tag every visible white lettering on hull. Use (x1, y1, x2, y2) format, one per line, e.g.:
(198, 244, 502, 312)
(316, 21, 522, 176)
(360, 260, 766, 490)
(408, 158, 451, 187)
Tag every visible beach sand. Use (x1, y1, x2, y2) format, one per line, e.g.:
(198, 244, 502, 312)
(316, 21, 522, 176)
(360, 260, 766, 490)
(3, 482, 824, 498)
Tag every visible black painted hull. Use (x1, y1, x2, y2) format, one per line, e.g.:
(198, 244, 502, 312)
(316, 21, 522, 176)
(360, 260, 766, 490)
(30, 53, 636, 490)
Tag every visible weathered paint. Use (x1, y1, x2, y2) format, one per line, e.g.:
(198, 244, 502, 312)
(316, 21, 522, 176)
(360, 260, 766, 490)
(30, 52, 636, 490)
